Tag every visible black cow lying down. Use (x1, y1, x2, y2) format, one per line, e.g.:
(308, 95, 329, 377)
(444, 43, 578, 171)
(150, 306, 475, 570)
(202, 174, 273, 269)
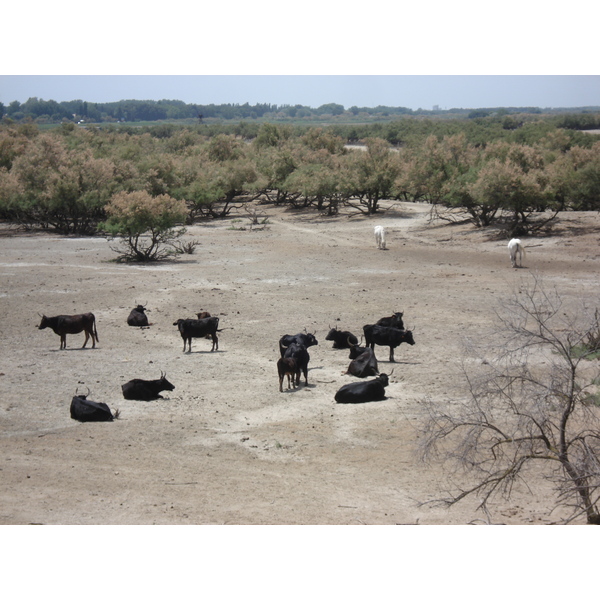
(334, 374, 389, 404)
(325, 327, 359, 349)
(375, 312, 404, 330)
(344, 346, 379, 378)
(127, 304, 150, 327)
(348, 341, 368, 360)
(70, 393, 118, 422)
(121, 372, 175, 400)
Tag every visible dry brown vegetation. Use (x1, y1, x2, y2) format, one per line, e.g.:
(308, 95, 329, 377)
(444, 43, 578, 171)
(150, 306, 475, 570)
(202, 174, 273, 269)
(1, 201, 599, 524)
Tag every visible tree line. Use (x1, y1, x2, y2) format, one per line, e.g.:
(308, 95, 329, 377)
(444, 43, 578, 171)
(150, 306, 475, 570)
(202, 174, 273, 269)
(0, 118, 599, 242)
(2, 95, 600, 126)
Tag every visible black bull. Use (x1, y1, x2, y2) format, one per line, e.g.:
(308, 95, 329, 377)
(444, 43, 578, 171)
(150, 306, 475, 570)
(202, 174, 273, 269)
(279, 332, 318, 357)
(363, 324, 415, 362)
(127, 305, 149, 327)
(38, 312, 99, 350)
(282, 342, 311, 386)
(173, 316, 220, 352)
(325, 328, 358, 349)
(335, 374, 389, 404)
(70, 395, 115, 422)
(345, 346, 379, 378)
(122, 372, 175, 400)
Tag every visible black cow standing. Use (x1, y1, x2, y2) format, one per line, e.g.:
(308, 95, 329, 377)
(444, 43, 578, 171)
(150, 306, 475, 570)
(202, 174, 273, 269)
(335, 374, 390, 404)
(173, 316, 220, 352)
(325, 327, 359, 349)
(277, 357, 299, 392)
(38, 312, 99, 350)
(127, 305, 149, 327)
(121, 372, 175, 400)
(282, 342, 311, 387)
(278, 332, 318, 357)
(363, 324, 415, 362)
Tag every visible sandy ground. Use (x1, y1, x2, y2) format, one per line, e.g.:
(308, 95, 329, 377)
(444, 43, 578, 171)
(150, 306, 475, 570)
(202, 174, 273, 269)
(1, 200, 599, 525)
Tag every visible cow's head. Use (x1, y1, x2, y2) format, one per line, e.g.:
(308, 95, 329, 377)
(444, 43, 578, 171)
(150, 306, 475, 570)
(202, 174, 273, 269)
(304, 333, 318, 347)
(160, 371, 175, 392)
(403, 330, 415, 345)
(391, 312, 404, 326)
(37, 314, 49, 329)
(325, 327, 338, 341)
(348, 338, 367, 359)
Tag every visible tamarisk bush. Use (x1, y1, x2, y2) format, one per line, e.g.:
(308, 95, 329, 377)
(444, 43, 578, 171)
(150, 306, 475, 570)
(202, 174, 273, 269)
(101, 190, 187, 262)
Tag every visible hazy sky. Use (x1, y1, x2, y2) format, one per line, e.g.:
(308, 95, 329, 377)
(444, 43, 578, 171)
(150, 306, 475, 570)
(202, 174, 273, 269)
(1, 3, 598, 110)
(1, 75, 599, 110)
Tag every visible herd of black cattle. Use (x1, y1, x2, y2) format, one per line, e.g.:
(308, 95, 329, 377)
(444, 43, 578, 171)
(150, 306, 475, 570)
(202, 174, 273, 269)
(36, 306, 415, 422)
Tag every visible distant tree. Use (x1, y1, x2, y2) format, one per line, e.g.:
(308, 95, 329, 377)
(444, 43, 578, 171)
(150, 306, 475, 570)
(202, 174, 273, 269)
(284, 161, 341, 214)
(207, 134, 243, 162)
(301, 127, 346, 154)
(253, 123, 293, 149)
(3, 133, 115, 233)
(545, 142, 600, 211)
(340, 138, 400, 214)
(317, 103, 345, 116)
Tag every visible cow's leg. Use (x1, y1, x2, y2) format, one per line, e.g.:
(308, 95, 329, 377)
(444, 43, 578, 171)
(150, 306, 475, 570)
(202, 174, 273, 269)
(211, 333, 218, 351)
(82, 330, 89, 348)
(60, 334, 66, 350)
(389, 347, 395, 362)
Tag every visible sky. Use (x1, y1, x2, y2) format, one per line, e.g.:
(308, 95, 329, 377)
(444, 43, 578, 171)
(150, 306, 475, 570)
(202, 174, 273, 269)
(2, 2, 598, 111)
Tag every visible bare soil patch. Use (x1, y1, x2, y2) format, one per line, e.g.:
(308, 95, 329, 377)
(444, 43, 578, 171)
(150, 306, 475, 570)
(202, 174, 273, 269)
(1, 202, 599, 524)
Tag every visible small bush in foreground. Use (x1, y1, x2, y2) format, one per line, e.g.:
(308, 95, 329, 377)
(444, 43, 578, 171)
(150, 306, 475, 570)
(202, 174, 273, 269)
(100, 191, 187, 262)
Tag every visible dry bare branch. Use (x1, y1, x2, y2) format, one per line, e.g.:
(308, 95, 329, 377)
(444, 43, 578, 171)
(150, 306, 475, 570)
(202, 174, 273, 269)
(418, 273, 600, 523)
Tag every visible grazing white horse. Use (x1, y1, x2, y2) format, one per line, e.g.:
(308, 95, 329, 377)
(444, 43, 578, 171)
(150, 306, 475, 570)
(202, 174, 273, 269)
(374, 226, 386, 250)
(508, 238, 526, 267)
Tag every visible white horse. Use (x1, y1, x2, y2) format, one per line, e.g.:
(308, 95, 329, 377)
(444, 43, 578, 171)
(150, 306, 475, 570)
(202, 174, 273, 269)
(508, 238, 526, 268)
(374, 226, 386, 250)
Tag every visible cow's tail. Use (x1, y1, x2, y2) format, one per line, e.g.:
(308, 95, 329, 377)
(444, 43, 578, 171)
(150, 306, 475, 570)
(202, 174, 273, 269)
(93, 315, 99, 342)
